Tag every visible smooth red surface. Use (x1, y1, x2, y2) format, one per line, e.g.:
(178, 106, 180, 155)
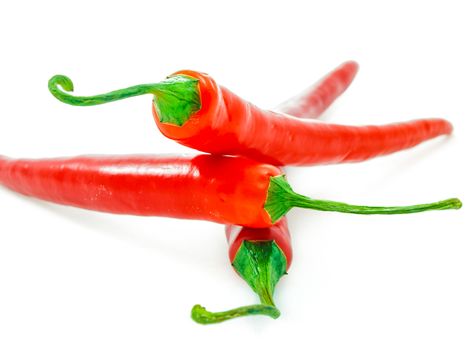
(277, 61, 359, 118)
(153, 69, 452, 166)
(223, 62, 359, 268)
(0, 155, 281, 228)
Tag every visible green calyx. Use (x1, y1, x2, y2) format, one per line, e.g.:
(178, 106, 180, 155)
(264, 175, 462, 223)
(48, 74, 201, 126)
(191, 241, 287, 325)
(152, 76, 201, 126)
(233, 241, 286, 306)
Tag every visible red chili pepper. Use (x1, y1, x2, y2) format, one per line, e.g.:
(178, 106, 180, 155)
(0, 154, 273, 227)
(276, 60, 359, 119)
(0, 154, 459, 228)
(192, 63, 358, 323)
(49, 62, 451, 166)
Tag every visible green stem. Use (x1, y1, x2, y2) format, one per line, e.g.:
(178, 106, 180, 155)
(191, 304, 280, 324)
(48, 74, 201, 126)
(191, 241, 286, 325)
(265, 175, 462, 223)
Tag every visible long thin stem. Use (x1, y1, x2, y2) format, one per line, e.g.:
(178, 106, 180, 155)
(265, 175, 462, 223)
(292, 196, 461, 214)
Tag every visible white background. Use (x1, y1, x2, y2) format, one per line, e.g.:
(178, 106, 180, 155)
(0, 1, 466, 349)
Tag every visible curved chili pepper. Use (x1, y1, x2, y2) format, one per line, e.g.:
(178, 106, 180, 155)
(275, 60, 359, 118)
(49, 63, 452, 166)
(0, 154, 460, 228)
(193, 65, 359, 323)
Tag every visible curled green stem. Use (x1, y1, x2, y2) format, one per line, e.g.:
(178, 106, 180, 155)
(192, 241, 286, 325)
(48, 75, 159, 106)
(191, 304, 280, 324)
(48, 74, 201, 126)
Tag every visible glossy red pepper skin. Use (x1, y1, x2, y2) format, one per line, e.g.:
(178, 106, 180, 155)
(0, 155, 280, 228)
(153, 71, 452, 166)
(276, 61, 359, 119)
